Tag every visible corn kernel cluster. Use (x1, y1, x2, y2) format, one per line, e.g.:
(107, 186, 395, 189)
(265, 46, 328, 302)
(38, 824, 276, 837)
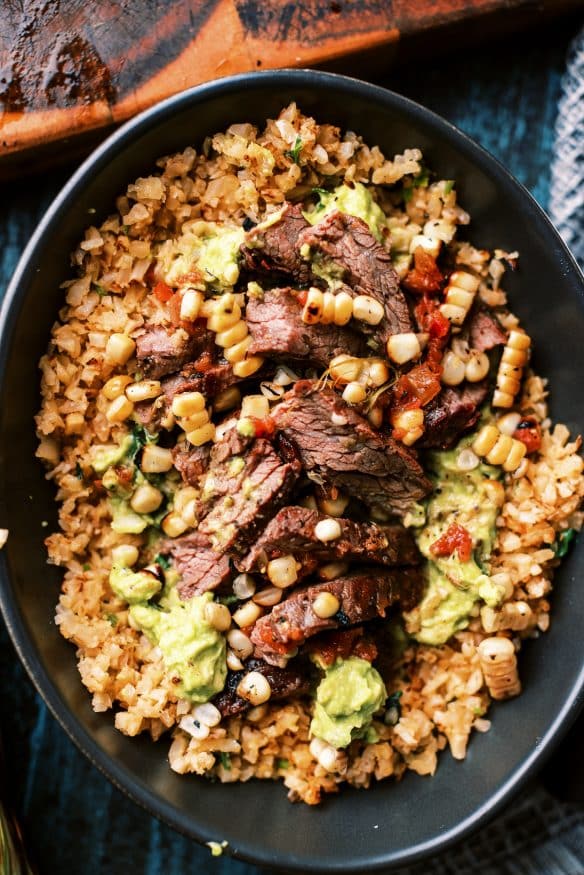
(205, 292, 264, 378)
(472, 423, 526, 472)
(329, 354, 389, 406)
(301, 287, 383, 328)
(441, 347, 490, 386)
(440, 270, 480, 326)
(391, 407, 424, 447)
(171, 391, 215, 446)
(477, 637, 521, 700)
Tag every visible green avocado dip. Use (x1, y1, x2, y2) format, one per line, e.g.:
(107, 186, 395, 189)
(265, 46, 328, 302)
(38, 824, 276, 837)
(406, 434, 506, 645)
(110, 564, 162, 604)
(304, 182, 387, 241)
(130, 592, 227, 702)
(156, 222, 244, 288)
(310, 657, 387, 749)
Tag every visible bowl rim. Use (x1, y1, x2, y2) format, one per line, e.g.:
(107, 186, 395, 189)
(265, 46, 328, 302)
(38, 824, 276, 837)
(1, 67, 584, 873)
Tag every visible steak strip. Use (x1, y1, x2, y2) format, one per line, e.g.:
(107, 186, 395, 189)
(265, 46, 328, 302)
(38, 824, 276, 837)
(419, 382, 489, 450)
(239, 505, 420, 573)
(271, 380, 431, 514)
(246, 287, 367, 368)
(251, 568, 423, 664)
(212, 657, 312, 718)
(240, 203, 313, 285)
(135, 325, 209, 380)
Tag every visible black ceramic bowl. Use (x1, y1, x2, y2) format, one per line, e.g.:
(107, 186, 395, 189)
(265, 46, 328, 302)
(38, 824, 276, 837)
(1, 70, 584, 873)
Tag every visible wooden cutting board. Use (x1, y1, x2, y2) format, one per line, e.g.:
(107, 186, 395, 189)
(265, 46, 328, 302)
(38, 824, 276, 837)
(0, 0, 579, 176)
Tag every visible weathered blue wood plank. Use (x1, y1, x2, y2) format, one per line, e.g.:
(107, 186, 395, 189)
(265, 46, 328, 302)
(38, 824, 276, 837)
(0, 15, 581, 875)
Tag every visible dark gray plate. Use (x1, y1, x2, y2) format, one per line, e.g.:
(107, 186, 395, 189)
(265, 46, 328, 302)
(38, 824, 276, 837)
(1, 70, 583, 873)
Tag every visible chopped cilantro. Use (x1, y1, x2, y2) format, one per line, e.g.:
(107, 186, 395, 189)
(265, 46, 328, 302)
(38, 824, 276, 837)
(276, 758, 289, 770)
(218, 594, 238, 606)
(554, 528, 576, 558)
(106, 613, 118, 628)
(219, 752, 231, 770)
(75, 462, 84, 480)
(92, 283, 108, 297)
(312, 186, 330, 212)
(384, 690, 402, 725)
(285, 136, 303, 165)
(472, 706, 485, 716)
(127, 422, 155, 462)
(413, 168, 430, 188)
(121, 225, 129, 234)
(443, 180, 455, 195)
(154, 553, 171, 570)
(82, 563, 90, 572)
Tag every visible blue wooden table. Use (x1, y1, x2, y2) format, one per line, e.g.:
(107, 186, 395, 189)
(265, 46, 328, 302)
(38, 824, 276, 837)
(2, 16, 583, 874)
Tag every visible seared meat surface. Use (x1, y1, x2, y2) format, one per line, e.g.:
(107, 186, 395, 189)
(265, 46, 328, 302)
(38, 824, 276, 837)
(419, 383, 489, 450)
(213, 657, 312, 717)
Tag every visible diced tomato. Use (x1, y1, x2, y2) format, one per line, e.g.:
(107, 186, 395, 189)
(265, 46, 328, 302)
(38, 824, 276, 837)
(427, 309, 450, 340)
(403, 248, 443, 295)
(152, 281, 174, 303)
(249, 416, 276, 438)
(513, 417, 542, 454)
(430, 523, 473, 563)
(297, 290, 308, 306)
(392, 363, 442, 411)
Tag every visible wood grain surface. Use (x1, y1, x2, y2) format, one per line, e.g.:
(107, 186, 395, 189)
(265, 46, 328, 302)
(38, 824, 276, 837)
(0, 0, 581, 174)
(0, 14, 583, 875)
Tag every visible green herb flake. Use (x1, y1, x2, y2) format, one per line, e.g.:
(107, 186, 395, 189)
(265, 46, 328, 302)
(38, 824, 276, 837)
(75, 462, 84, 480)
(93, 283, 108, 297)
(402, 185, 413, 204)
(128, 422, 155, 462)
(443, 180, 455, 195)
(554, 528, 576, 558)
(106, 613, 118, 628)
(285, 136, 303, 165)
(82, 564, 91, 572)
(154, 553, 171, 570)
(413, 168, 430, 188)
(219, 752, 232, 770)
(276, 758, 289, 770)
(218, 594, 238, 606)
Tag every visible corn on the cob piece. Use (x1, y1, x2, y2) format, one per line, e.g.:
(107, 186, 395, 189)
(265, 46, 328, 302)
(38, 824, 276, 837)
(472, 424, 527, 472)
(440, 270, 480, 326)
(329, 355, 390, 395)
(477, 637, 521, 700)
(301, 287, 382, 327)
(493, 330, 531, 408)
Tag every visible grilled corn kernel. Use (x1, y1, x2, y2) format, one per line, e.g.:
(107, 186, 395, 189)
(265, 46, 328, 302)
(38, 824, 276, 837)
(186, 422, 216, 446)
(330, 355, 362, 384)
(386, 332, 422, 365)
(503, 439, 526, 472)
(241, 395, 270, 420)
(141, 445, 174, 473)
(485, 434, 514, 466)
(192, 702, 222, 728)
(105, 333, 136, 366)
(318, 495, 349, 517)
(103, 374, 133, 400)
(224, 335, 252, 364)
(353, 295, 384, 325)
(65, 412, 84, 435)
(161, 512, 188, 538)
(394, 408, 424, 431)
(302, 288, 324, 324)
(253, 586, 283, 607)
(477, 636, 521, 700)
(501, 346, 527, 368)
(232, 573, 256, 599)
(508, 329, 531, 351)
(106, 395, 134, 423)
(232, 356, 264, 378)
(179, 289, 204, 321)
(482, 479, 505, 507)
(441, 350, 466, 386)
(446, 287, 475, 310)
(321, 292, 336, 325)
(207, 295, 241, 332)
(214, 386, 242, 412)
(368, 406, 383, 429)
(227, 650, 244, 672)
(472, 425, 499, 456)
(173, 486, 200, 514)
(334, 292, 354, 326)
(180, 410, 209, 433)
(401, 427, 424, 447)
(465, 351, 490, 383)
(497, 412, 521, 436)
(180, 499, 198, 528)
(232, 601, 263, 628)
(236, 671, 272, 706)
(456, 448, 480, 471)
(215, 320, 248, 348)
(440, 303, 467, 324)
(314, 518, 342, 542)
(318, 561, 349, 581)
(365, 360, 390, 387)
(171, 392, 205, 418)
(342, 381, 367, 404)
(125, 380, 162, 403)
(449, 270, 481, 293)
(130, 483, 163, 514)
(204, 601, 232, 632)
(246, 704, 269, 722)
(267, 555, 298, 589)
(179, 716, 210, 740)
(227, 629, 254, 659)
(111, 544, 139, 567)
(492, 389, 515, 409)
(312, 592, 341, 619)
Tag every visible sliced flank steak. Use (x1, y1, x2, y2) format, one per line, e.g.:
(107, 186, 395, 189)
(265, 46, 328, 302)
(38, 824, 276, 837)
(212, 657, 312, 718)
(239, 505, 420, 573)
(297, 210, 413, 345)
(135, 325, 209, 380)
(271, 380, 431, 514)
(240, 203, 313, 286)
(467, 307, 507, 352)
(167, 427, 302, 598)
(246, 287, 367, 368)
(251, 568, 423, 664)
(419, 382, 489, 450)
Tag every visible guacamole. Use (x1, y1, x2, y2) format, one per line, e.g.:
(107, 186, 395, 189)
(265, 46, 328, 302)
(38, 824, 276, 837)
(130, 592, 227, 702)
(158, 223, 244, 288)
(304, 182, 387, 241)
(310, 657, 387, 749)
(109, 564, 162, 604)
(408, 436, 505, 645)
(91, 435, 133, 475)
